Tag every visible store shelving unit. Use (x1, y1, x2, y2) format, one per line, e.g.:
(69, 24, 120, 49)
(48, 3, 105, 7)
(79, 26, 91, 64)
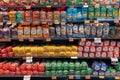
(0, 1, 120, 80)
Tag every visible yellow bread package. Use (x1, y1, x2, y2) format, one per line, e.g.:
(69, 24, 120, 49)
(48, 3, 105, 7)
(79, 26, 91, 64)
(26, 53, 32, 57)
(31, 46, 38, 57)
(60, 46, 66, 52)
(49, 46, 55, 52)
(119, 8, 120, 20)
(37, 47, 44, 56)
(60, 52, 66, 56)
(54, 47, 60, 53)
(13, 46, 20, 57)
(43, 46, 49, 52)
(25, 46, 31, 53)
(49, 52, 55, 57)
(71, 46, 78, 52)
(66, 47, 72, 52)
(66, 52, 71, 57)
(44, 52, 49, 56)
(19, 46, 25, 57)
(71, 52, 78, 57)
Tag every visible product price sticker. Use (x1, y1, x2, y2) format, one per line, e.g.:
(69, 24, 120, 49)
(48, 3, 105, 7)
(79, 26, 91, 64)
(23, 75, 31, 80)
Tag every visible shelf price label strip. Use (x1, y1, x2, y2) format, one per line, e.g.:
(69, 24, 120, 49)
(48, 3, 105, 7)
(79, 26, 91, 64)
(52, 76, 57, 80)
(0, 39, 11, 42)
(23, 75, 31, 80)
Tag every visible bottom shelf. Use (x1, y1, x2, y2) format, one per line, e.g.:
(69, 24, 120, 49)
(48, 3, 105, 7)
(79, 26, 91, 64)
(0, 75, 118, 80)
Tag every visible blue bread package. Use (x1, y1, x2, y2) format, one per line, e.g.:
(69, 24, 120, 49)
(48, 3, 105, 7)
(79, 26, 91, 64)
(97, 23, 103, 38)
(91, 23, 96, 38)
(102, 23, 109, 38)
(73, 24, 79, 38)
(55, 25, 61, 38)
(67, 24, 73, 38)
(72, 8, 77, 21)
(77, 8, 82, 20)
(82, 7, 88, 20)
(84, 23, 91, 38)
(61, 24, 67, 38)
(78, 24, 85, 38)
(67, 8, 72, 21)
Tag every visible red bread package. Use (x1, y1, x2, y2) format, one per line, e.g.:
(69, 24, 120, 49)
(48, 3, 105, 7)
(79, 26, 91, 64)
(9, 62, 19, 71)
(59, 0, 67, 6)
(90, 46, 96, 52)
(21, 70, 27, 75)
(4, 70, 10, 75)
(3, 62, 11, 70)
(2, 53, 8, 58)
(24, 10, 31, 22)
(32, 10, 40, 24)
(89, 52, 95, 58)
(83, 53, 89, 58)
(117, 41, 120, 47)
(109, 46, 114, 52)
(0, 62, 4, 69)
(40, 10, 46, 22)
(78, 52, 83, 57)
(78, 46, 83, 52)
(0, 69, 4, 75)
(16, 68, 21, 75)
(108, 52, 113, 58)
(6, 46, 13, 52)
(85, 40, 92, 46)
(31, 62, 39, 71)
(78, 41, 85, 46)
(114, 52, 119, 58)
(95, 52, 101, 58)
(103, 46, 109, 52)
(84, 46, 89, 52)
(114, 47, 119, 52)
(43, 25, 49, 38)
(110, 41, 117, 46)
(38, 63, 45, 72)
(101, 52, 107, 58)
(8, 52, 14, 57)
(38, 72, 44, 75)
(27, 70, 33, 75)
(19, 63, 26, 71)
(33, 70, 38, 75)
(103, 40, 110, 46)
(10, 71, 16, 75)
(96, 46, 102, 52)
(1, 49, 8, 54)
(26, 64, 32, 71)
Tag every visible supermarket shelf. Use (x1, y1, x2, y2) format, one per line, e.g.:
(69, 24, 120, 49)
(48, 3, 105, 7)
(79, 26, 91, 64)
(67, 19, 120, 23)
(0, 38, 120, 43)
(0, 75, 118, 79)
(0, 57, 114, 60)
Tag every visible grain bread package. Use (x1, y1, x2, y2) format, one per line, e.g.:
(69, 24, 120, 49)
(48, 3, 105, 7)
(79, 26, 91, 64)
(37, 26, 43, 38)
(32, 10, 40, 25)
(24, 26, 30, 38)
(17, 25, 24, 38)
(31, 26, 37, 38)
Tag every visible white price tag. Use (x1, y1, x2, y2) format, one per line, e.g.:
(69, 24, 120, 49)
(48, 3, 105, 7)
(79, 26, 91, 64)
(71, 57, 78, 59)
(111, 58, 118, 65)
(23, 75, 31, 80)
(26, 57, 33, 63)
(94, 38, 101, 43)
(111, 58, 118, 62)
(83, 4, 88, 7)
